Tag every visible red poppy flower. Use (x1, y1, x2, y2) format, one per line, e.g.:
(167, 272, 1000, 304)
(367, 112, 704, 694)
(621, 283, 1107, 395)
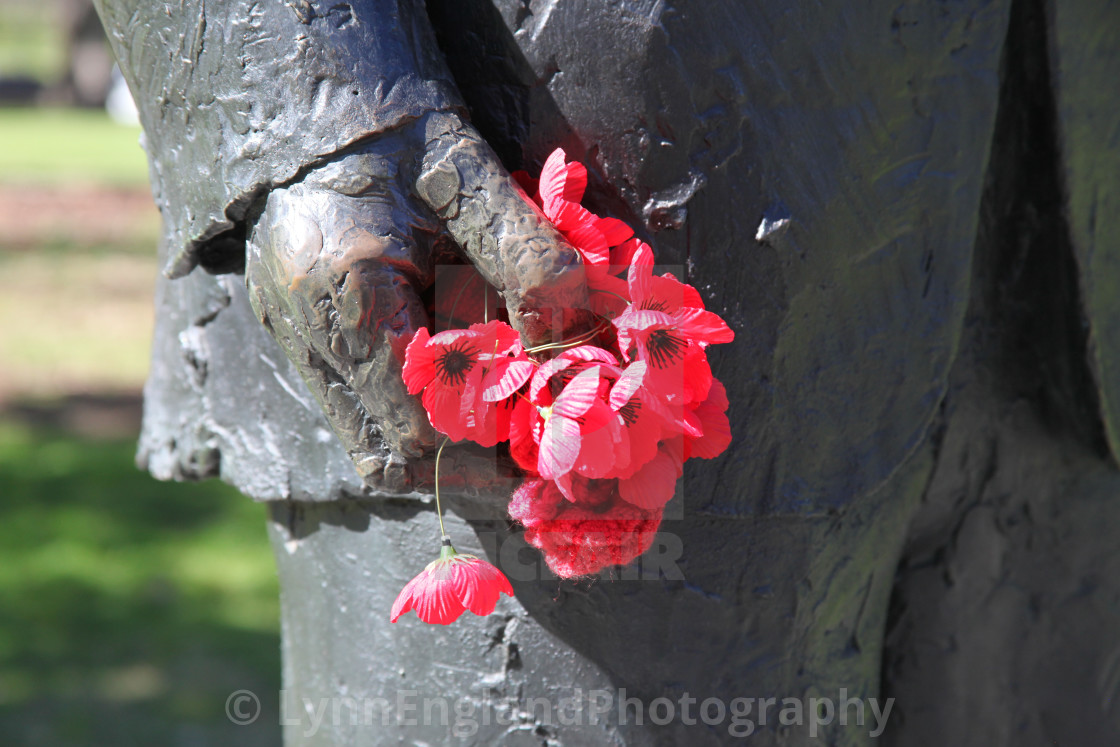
(513, 348, 627, 482)
(527, 345, 620, 402)
(536, 366, 615, 480)
(613, 246, 734, 407)
(514, 149, 645, 320)
(554, 359, 664, 484)
(624, 241, 706, 312)
(507, 347, 617, 477)
(402, 321, 529, 447)
(390, 543, 514, 625)
(516, 149, 635, 282)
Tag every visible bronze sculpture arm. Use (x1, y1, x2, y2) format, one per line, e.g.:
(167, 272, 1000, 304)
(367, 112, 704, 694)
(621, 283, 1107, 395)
(95, 0, 589, 491)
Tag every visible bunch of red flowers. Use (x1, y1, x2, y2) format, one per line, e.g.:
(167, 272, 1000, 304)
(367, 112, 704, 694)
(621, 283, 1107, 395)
(402, 149, 733, 579)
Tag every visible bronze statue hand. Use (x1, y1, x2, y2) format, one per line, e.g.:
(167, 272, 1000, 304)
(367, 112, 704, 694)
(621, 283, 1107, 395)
(245, 111, 589, 493)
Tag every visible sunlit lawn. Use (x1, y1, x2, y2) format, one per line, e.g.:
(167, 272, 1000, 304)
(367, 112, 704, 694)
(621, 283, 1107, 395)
(0, 106, 282, 745)
(0, 107, 150, 188)
(0, 421, 281, 746)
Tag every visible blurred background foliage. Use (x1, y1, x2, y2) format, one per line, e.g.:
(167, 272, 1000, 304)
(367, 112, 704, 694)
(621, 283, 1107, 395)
(0, 1, 66, 85)
(0, 1, 282, 744)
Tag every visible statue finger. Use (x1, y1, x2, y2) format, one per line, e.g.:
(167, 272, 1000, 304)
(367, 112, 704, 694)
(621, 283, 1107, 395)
(413, 112, 591, 348)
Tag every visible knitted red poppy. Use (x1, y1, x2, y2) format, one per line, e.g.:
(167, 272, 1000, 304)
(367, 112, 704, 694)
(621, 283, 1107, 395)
(508, 477, 662, 578)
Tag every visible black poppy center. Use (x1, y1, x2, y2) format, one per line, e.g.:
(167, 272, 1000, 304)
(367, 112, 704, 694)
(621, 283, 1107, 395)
(619, 398, 641, 426)
(646, 329, 686, 369)
(435, 341, 478, 387)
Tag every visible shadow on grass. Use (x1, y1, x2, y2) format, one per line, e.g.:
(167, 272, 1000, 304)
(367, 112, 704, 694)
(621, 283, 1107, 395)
(0, 398, 281, 746)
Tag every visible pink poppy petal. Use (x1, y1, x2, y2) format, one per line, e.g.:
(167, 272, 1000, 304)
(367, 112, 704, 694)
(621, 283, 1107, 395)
(531, 357, 572, 401)
(704, 378, 730, 412)
(574, 416, 627, 479)
(451, 558, 511, 616)
(551, 367, 602, 419)
(618, 440, 683, 509)
(634, 383, 692, 435)
(539, 415, 583, 479)
(539, 149, 587, 215)
(687, 380, 732, 459)
(688, 408, 731, 459)
(559, 160, 588, 203)
(658, 274, 706, 309)
(681, 344, 714, 405)
(458, 363, 489, 428)
(559, 346, 621, 366)
(579, 399, 615, 434)
(482, 358, 535, 402)
(680, 406, 705, 439)
(610, 238, 644, 272)
(553, 471, 576, 502)
(470, 320, 523, 357)
(610, 361, 648, 409)
(412, 569, 467, 625)
(389, 572, 425, 622)
(423, 385, 469, 442)
(538, 148, 568, 199)
(550, 200, 607, 254)
(627, 242, 655, 303)
(428, 327, 480, 346)
(612, 308, 676, 333)
(614, 405, 663, 478)
(464, 400, 502, 448)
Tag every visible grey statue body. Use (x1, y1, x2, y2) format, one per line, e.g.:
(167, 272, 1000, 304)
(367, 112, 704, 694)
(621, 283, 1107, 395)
(96, 0, 1120, 744)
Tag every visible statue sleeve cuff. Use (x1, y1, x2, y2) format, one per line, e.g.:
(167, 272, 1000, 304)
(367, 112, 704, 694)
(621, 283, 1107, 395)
(95, 0, 465, 279)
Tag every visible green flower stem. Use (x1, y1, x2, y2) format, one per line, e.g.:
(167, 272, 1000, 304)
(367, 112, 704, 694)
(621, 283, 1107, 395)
(434, 436, 450, 539)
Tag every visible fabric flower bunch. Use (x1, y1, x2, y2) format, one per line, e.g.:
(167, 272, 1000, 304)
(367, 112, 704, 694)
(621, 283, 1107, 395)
(402, 149, 733, 579)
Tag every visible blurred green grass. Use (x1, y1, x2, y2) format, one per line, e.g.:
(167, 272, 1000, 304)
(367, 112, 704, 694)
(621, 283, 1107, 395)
(0, 420, 281, 745)
(0, 103, 283, 744)
(0, 108, 150, 188)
